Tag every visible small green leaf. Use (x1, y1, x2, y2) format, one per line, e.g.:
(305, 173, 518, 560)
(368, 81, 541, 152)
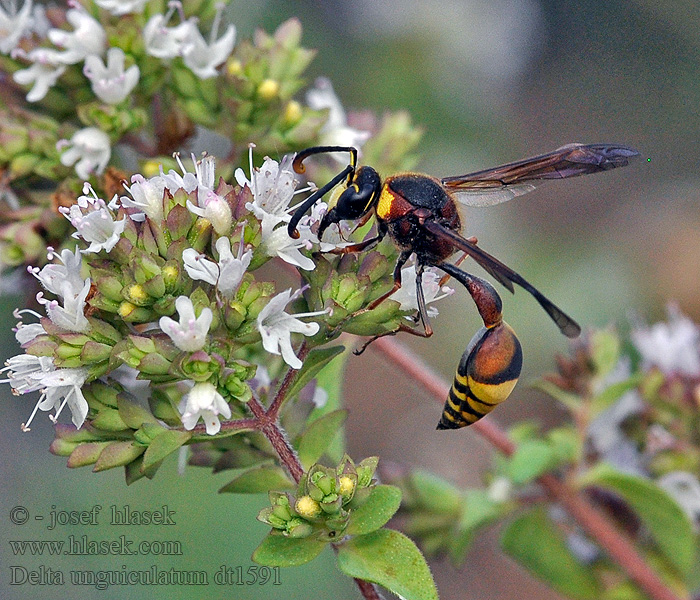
(296, 409, 348, 469)
(347, 485, 402, 535)
(590, 329, 620, 379)
(118, 391, 160, 429)
(409, 470, 461, 514)
(459, 489, 506, 532)
(533, 379, 581, 411)
(94, 441, 145, 472)
(252, 533, 327, 567)
(287, 345, 345, 401)
(501, 508, 602, 600)
(507, 439, 558, 484)
(590, 373, 643, 417)
(337, 529, 438, 600)
(142, 430, 192, 469)
(579, 463, 695, 576)
(219, 465, 294, 494)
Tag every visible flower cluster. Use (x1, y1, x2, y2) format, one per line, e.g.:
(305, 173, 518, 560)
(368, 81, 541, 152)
(258, 456, 379, 540)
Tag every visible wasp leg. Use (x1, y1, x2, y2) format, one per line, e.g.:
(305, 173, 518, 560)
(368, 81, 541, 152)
(434, 263, 523, 429)
(353, 320, 432, 355)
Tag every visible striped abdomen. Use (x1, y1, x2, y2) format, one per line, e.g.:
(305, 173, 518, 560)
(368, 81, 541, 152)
(437, 322, 522, 429)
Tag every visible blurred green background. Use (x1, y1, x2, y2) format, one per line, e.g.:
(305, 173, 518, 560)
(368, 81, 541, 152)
(1, 1, 698, 598)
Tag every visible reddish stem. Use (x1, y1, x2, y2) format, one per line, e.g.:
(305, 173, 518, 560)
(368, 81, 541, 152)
(372, 336, 683, 600)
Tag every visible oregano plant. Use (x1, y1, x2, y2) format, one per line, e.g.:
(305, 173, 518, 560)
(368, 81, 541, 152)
(0, 2, 697, 600)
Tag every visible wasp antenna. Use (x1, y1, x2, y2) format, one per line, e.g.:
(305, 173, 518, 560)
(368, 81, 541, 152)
(292, 146, 358, 175)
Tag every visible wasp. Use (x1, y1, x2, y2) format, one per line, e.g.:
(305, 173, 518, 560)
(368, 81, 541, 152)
(288, 143, 638, 429)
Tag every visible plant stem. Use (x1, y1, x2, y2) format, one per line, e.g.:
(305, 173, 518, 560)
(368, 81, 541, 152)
(248, 393, 382, 600)
(372, 336, 684, 600)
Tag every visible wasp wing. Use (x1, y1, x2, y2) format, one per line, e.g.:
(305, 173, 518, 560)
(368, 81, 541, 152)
(423, 220, 581, 338)
(441, 143, 639, 207)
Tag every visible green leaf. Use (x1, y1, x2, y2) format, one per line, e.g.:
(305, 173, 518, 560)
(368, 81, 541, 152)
(590, 373, 643, 417)
(533, 379, 581, 411)
(590, 329, 620, 379)
(252, 533, 327, 567)
(142, 430, 192, 469)
(507, 439, 558, 484)
(579, 463, 695, 576)
(287, 345, 346, 401)
(501, 508, 602, 600)
(118, 391, 160, 429)
(337, 529, 438, 600)
(409, 470, 461, 514)
(219, 465, 294, 494)
(296, 409, 347, 469)
(459, 489, 507, 532)
(347, 485, 402, 535)
(94, 441, 145, 472)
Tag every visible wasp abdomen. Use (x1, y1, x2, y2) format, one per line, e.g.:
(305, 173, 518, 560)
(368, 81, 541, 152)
(437, 322, 523, 429)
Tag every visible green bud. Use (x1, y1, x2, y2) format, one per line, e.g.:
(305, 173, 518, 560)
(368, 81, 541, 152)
(10, 153, 40, 177)
(286, 518, 314, 538)
(91, 408, 129, 432)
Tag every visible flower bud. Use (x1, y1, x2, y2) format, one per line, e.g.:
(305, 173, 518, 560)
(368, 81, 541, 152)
(294, 495, 321, 519)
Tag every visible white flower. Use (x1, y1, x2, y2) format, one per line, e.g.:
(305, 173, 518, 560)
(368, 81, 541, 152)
(13, 314, 45, 344)
(47, 7, 106, 65)
(57, 127, 111, 180)
(0, 354, 89, 430)
(258, 221, 316, 271)
(183, 235, 251, 299)
(29, 246, 84, 297)
(631, 304, 700, 378)
(83, 47, 140, 104)
(179, 381, 231, 435)
(237, 153, 298, 230)
(257, 288, 326, 369)
(0, 0, 34, 54)
(143, 4, 194, 59)
(120, 173, 166, 222)
(181, 5, 235, 79)
(29, 247, 90, 332)
(183, 155, 232, 235)
(94, 0, 149, 16)
(159, 296, 213, 352)
(307, 77, 370, 155)
(12, 48, 66, 102)
(39, 278, 91, 333)
(389, 265, 454, 318)
(60, 183, 126, 253)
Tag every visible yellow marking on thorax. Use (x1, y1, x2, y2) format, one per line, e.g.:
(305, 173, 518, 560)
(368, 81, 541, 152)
(376, 187, 395, 220)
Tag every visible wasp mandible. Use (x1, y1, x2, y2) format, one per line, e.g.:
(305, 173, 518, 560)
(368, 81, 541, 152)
(288, 143, 639, 429)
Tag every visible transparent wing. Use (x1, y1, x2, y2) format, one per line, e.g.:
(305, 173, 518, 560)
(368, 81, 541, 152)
(423, 220, 581, 338)
(442, 143, 639, 207)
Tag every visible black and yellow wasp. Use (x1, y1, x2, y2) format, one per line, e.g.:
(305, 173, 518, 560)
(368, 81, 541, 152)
(288, 143, 638, 429)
